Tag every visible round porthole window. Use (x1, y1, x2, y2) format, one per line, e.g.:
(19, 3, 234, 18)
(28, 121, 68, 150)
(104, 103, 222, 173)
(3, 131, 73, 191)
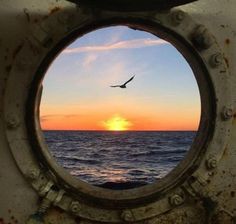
(21, 10, 226, 212)
(39, 25, 201, 190)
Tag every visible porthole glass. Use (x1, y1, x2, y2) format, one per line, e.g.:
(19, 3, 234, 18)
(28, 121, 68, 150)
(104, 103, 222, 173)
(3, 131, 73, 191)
(39, 26, 201, 189)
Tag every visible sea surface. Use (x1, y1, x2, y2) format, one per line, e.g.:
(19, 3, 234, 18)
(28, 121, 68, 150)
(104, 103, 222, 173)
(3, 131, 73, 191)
(43, 131, 196, 189)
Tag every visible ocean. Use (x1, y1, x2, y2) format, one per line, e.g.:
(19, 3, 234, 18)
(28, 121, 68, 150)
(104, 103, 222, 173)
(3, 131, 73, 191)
(43, 131, 196, 189)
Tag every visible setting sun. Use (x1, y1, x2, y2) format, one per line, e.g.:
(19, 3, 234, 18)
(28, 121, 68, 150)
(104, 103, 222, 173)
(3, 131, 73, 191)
(102, 115, 132, 131)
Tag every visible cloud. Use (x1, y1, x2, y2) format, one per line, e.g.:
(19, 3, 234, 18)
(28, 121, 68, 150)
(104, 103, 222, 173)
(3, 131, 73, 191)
(63, 38, 168, 54)
(82, 54, 98, 68)
(40, 114, 79, 123)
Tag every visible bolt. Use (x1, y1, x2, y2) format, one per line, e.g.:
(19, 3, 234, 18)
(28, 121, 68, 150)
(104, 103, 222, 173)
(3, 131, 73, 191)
(171, 10, 185, 25)
(70, 201, 81, 213)
(28, 168, 40, 180)
(222, 107, 233, 120)
(210, 53, 223, 67)
(54, 190, 65, 205)
(38, 198, 51, 214)
(121, 210, 134, 222)
(208, 171, 214, 176)
(192, 25, 214, 49)
(206, 156, 218, 169)
(169, 194, 185, 206)
(6, 115, 20, 129)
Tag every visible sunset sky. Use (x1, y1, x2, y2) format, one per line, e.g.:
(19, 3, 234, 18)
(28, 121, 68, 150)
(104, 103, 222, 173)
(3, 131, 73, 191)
(40, 26, 200, 131)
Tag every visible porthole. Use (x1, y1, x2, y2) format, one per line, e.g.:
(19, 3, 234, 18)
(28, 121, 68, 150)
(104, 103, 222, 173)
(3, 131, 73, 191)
(3, 4, 231, 221)
(24, 14, 216, 207)
(39, 25, 201, 190)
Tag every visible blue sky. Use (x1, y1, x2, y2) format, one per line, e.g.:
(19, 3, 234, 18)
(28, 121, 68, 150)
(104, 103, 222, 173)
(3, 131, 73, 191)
(40, 26, 200, 130)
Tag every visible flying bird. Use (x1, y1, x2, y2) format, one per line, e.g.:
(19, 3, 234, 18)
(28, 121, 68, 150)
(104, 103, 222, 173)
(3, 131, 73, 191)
(110, 75, 135, 88)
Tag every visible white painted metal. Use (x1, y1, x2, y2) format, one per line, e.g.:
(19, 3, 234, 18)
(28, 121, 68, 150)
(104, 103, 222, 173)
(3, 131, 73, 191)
(0, 0, 235, 223)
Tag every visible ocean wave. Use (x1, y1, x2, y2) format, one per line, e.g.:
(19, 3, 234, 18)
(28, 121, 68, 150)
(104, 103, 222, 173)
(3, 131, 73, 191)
(45, 130, 195, 188)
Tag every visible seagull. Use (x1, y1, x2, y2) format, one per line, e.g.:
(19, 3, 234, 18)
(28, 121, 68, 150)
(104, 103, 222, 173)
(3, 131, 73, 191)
(110, 75, 135, 88)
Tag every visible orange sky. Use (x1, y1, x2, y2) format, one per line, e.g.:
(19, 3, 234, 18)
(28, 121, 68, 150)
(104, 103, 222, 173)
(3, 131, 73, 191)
(40, 103, 200, 131)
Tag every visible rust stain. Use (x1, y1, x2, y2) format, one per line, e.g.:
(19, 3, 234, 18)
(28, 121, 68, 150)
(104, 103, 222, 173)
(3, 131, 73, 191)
(222, 145, 229, 157)
(49, 6, 61, 15)
(5, 65, 12, 73)
(12, 44, 23, 60)
(224, 57, 229, 68)
(33, 18, 39, 23)
(27, 40, 40, 56)
(225, 38, 230, 45)
(233, 113, 236, 125)
(0, 210, 18, 224)
(43, 6, 61, 20)
(23, 8, 30, 22)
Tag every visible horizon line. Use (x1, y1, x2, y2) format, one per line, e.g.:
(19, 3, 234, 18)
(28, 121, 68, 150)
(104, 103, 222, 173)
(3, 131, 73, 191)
(42, 129, 198, 132)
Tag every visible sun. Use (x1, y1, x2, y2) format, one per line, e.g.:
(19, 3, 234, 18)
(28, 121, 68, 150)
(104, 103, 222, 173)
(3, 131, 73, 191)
(103, 115, 132, 131)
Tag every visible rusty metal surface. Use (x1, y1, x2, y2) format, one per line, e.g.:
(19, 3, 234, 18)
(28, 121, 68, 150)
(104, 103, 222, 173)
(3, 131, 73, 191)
(0, 0, 235, 223)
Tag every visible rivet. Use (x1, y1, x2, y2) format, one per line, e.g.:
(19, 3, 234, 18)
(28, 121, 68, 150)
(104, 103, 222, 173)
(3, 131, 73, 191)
(6, 115, 20, 129)
(27, 168, 40, 180)
(206, 156, 218, 169)
(169, 194, 185, 206)
(192, 25, 214, 49)
(70, 201, 81, 213)
(210, 53, 223, 67)
(222, 107, 233, 120)
(121, 210, 135, 222)
(171, 10, 185, 25)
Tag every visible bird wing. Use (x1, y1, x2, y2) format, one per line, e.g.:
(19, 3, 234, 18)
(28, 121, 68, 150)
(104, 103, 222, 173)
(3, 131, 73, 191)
(110, 85, 121, 88)
(123, 75, 135, 85)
